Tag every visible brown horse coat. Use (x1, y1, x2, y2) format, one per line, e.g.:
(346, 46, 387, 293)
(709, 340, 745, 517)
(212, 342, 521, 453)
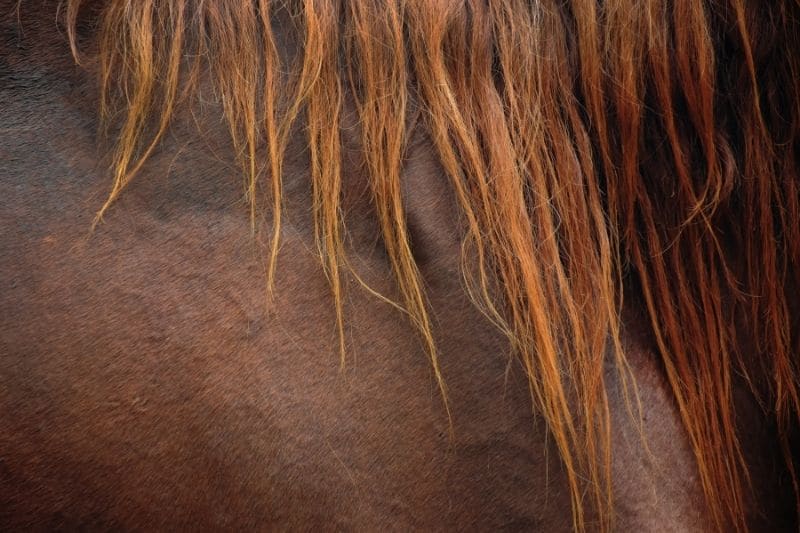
(1, 2, 796, 530)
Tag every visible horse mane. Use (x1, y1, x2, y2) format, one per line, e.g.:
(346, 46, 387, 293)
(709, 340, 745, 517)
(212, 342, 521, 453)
(63, 0, 800, 530)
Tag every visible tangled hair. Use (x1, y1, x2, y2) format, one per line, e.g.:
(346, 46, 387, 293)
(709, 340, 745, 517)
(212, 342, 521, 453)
(63, 0, 800, 530)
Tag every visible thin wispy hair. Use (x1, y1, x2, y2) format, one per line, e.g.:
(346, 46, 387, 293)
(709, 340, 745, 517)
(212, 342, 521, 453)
(64, 0, 800, 530)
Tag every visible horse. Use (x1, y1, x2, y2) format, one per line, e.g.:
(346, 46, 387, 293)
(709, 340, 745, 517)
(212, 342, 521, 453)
(1, 0, 798, 530)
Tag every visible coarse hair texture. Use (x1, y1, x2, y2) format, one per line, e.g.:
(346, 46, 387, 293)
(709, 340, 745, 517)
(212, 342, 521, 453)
(63, 0, 800, 530)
